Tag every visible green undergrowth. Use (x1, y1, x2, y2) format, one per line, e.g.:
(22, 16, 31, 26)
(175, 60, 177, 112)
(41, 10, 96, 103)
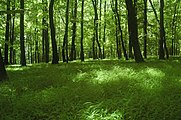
(0, 59, 181, 120)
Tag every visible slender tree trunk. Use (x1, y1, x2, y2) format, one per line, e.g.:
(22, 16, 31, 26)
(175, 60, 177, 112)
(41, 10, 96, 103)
(115, 0, 128, 60)
(99, 0, 102, 55)
(80, 0, 84, 61)
(115, 16, 121, 59)
(10, 0, 15, 64)
(171, 4, 177, 56)
(125, 0, 144, 62)
(62, 0, 70, 63)
(103, 1, 106, 59)
(45, 23, 49, 63)
(42, 0, 45, 62)
(143, 0, 147, 58)
(70, 0, 78, 61)
(45, 0, 49, 63)
(4, 0, 11, 65)
(92, 0, 102, 59)
(148, 0, 159, 23)
(0, 48, 8, 81)
(49, 0, 59, 64)
(149, 0, 168, 59)
(42, 0, 49, 63)
(20, 0, 26, 66)
(159, 0, 165, 59)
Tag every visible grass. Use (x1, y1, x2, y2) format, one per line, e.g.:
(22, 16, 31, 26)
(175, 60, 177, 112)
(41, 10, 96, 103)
(0, 59, 181, 120)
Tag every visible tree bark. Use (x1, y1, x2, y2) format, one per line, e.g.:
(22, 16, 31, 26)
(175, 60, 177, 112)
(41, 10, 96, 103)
(70, 0, 78, 61)
(171, 3, 177, 56)
(42, 0, 49, 63)
(20, 0, 26, 66)
(103, 1, 106, 59)
(125, 0, 144, 62)
(62, 0, 70, 63)
(4, 0, 11, 65)
(115, 0, 128, 60)
(0, 48, 8, 81)
(143, 0, 147, 58)
(159, 0, 165, 59)
(10, 0, 15, 64)
(92, 0, 102, 59)
(80, 0, 85, 61)
(49, 0, 59, 64)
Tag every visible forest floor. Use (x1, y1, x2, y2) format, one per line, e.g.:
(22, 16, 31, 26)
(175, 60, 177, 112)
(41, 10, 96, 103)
(0, 58, 181, 120)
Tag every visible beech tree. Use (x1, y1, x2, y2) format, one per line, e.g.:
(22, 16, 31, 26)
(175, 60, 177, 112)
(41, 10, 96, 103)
(62, 0, 70, 63)
(125, 0, 144, 62)
(4, 0, 10, 65)
(80, 0, 85, 61)
(49, 0, 59, 64)
(20, 0, 26, 66)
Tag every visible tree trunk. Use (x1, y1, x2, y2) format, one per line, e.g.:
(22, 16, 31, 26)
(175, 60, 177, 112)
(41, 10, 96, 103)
(159, 0, 165, 59)
(70, 0, 78, 61)
(103, 1, 106, 59)
(4, 0, 11, 65)
(62, 0, 70, 63)
(125, 0, 144, 63)
(114, 0, 128, 60)
(10, 0, 15, 64)
(42, 0, 49, 63)
(80, 0, 85, 61)
(115, 16, 121, 59)
(45, 23, 49, 63)
(92, 0, 102, 59)
(42, 1, 45, 62)
(171, 3, 177, 56)
(49, 0, 59, 64)
(0, 48, 8, 81)
(20, 0, 26, 66)
(143, 0, 147, 59)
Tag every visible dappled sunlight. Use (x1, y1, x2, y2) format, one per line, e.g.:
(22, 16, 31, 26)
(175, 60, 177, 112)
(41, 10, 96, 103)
(74, 66, 165, 90)
(138, 68, 165, 90)
(80, 102, 124, 120)
(6, 64, 33, 71)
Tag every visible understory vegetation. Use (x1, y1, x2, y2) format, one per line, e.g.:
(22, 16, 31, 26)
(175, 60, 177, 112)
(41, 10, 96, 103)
(0, 59, 181, 120)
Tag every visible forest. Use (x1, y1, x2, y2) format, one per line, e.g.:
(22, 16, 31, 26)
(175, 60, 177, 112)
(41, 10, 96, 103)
(0, 0, 181, 119)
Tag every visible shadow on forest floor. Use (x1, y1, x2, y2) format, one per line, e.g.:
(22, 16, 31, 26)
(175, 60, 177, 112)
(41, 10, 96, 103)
(0, 59, 181, 120)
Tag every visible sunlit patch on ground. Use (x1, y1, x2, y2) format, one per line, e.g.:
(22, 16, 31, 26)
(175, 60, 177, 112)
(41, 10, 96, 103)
(74, 66, 165, 90)
(80, 102, 124, 120)
(6, 64, 33, 71)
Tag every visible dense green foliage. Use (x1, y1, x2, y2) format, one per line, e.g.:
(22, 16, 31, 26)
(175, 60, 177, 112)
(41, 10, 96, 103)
(1, 0, 181, 63)
(0, 59, 181, 119)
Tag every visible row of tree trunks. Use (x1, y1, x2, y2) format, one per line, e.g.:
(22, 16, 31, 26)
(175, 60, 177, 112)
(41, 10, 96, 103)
(149, 0, 169, 59)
